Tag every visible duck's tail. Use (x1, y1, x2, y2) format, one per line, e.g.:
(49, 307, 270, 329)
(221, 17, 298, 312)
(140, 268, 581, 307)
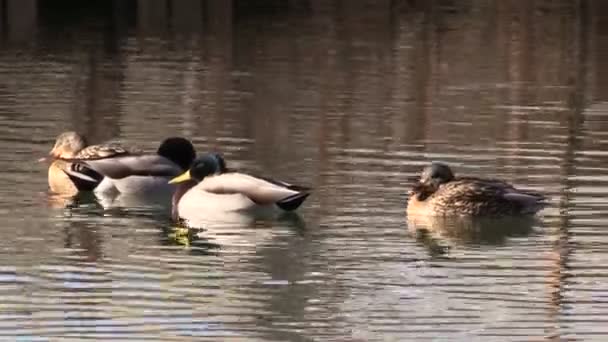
(503, 191, 547, 214)
(255, 176, 312, 211)
(277, 192, 311, 211)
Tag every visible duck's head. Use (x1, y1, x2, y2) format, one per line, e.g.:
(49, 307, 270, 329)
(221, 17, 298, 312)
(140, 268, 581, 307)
(168, 153, 227, 184)
(419, 162, 455, 188)
(157, 137, 196, 171)
(48, 131, 88, 159)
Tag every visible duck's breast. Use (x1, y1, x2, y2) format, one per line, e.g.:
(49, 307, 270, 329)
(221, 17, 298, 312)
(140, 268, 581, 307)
(178, 186, 260, 216)
(406, 194, 432, 216)
(48, 161, 77, 195)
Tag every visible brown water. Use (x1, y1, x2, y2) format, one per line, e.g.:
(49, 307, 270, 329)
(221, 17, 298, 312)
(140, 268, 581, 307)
(0, 0, 607, 340)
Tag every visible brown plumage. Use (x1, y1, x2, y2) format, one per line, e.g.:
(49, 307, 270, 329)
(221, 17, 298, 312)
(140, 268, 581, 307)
(407, 162, 546, 216)
(74, 142, 133, 160)
(45, 132, 133, 195)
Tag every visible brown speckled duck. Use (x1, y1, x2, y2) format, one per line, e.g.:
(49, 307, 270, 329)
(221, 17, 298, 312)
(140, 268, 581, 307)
(407, 162, 546, 216)
(45, 132, 103, 194)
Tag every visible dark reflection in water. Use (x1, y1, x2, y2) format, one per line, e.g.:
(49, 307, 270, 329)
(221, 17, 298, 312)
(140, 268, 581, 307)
(408, 215, 538, 250)
(0, 0, 608, 341)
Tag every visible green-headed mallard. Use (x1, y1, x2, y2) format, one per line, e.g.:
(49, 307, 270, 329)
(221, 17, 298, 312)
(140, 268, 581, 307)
(407, 162, 546, 216)
(63, 137, 196, 197)
(168, 153, 311, 225)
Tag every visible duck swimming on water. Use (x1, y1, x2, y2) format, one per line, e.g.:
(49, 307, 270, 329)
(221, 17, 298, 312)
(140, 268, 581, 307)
(407, 162, 546, 217)
(62, 137, 196, 197)
(168, 153, 311, 224)
(44, 131, 120, 195)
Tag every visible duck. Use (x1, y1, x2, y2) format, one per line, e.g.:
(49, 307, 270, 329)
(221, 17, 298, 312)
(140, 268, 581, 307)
(62, 137, 196, 197)
(43, 131, 114, 195)
(407, 162, 546, 216)
(168, 153, 311, 225)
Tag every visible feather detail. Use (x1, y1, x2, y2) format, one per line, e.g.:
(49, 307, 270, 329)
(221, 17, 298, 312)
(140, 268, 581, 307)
(198, 173, 305, 205)
(408, 163, 546, 216)
(73, 142, 140, 160)
(74, 155, 184, 179)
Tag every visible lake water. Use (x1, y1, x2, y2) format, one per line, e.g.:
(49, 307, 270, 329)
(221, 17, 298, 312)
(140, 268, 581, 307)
(0, 0, 607, 341)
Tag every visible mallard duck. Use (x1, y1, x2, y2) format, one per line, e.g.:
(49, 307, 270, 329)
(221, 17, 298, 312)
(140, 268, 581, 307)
(44, 131, 110, 195)
(63, 137, 196, 197)
(168, 153, 311, 224)
(407, 162, 546, 216)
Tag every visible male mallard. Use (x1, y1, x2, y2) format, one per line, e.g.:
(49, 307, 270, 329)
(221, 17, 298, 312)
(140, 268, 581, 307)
(407, 162, 546, 216)
(168, 153, 311, 224)
(44, 131, 114, 195)
(63, 137, 196, 197)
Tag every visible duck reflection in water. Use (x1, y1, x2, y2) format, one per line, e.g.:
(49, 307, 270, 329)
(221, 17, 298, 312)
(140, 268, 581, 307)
(408, 215, 539, 255)
(165, 211, 307, 251)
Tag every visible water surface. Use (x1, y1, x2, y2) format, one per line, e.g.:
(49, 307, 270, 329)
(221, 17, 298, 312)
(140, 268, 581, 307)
(0, 1, 607, 341)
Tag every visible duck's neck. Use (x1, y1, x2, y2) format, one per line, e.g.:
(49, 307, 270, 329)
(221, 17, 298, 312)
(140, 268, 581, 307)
(172, 180, 197, 222)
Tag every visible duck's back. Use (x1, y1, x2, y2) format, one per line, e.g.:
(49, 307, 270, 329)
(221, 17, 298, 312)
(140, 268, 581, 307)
(198, 173, 302, 203)
(418, 178, 544, 216)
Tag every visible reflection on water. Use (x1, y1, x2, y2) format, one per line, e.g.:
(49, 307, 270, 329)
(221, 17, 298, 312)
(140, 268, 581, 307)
(408, 215, 539, 251)
(0, 0, 608, 340)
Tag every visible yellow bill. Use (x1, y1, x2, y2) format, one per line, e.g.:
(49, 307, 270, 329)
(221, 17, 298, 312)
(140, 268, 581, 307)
(169, 170, 192, 184)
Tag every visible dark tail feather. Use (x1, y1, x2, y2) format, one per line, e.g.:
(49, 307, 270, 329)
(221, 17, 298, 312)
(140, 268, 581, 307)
(285, 184, 312, 192)
(277, 192, 310, 211)
(503, 191, 548, 214)
(63, 163, 104, 191)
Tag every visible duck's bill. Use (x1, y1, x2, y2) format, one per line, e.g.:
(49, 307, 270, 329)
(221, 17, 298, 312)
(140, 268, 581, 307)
(38, 155, 53, 163)
(39, 151, 62, 163)
(169, 170, 192, 184)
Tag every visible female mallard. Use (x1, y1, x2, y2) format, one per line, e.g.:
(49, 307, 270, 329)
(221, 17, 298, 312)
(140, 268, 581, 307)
(407, 162, 546, 216)
(168, 153, 311, 224)
(63, 137, 196, 197)
(44, 131, 115, 195)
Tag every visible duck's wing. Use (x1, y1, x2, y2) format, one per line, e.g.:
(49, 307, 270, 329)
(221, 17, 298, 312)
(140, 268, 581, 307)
(501, 184, 547, 212)
(457, 176, 515, 189)
(65, 142, 183, 181)
(80, 155, 183, 179)
(58, 142, 133, 191)
(198, 172, 310, 210)
(254, 174, 312, 192)
(456, 177, 545, 200)
(74, 142, 139, 160)
(64, 162, 105, 191)
(437, 179, 545, 214)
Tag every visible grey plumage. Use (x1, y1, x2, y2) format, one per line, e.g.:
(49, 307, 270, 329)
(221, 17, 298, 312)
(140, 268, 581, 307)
(61, 137, 196, 196)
